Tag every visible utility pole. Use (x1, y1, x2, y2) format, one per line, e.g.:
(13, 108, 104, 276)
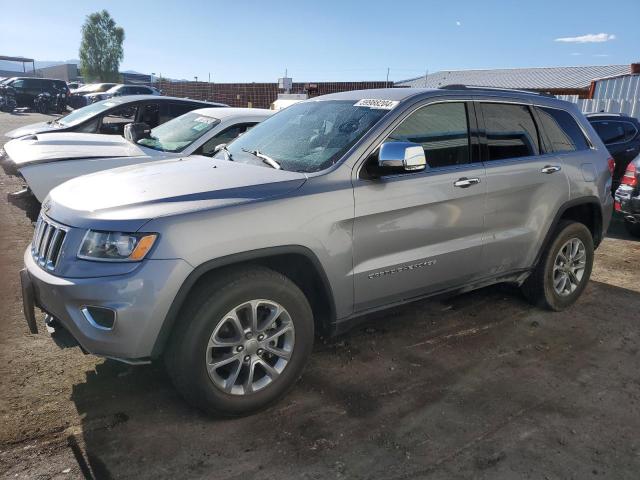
(424, 69, 429, 88)
(386, 67, 390, 86)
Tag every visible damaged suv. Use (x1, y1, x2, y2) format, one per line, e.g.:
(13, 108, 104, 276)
(21, 87, 612, 415)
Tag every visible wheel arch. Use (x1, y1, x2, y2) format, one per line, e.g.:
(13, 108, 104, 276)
(534, 196, 604, 268)
(151, 245, 337, 358)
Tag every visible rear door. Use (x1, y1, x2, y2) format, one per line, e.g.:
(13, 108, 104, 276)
(477, 100, 569, 274)
(352, 100, 487, 312)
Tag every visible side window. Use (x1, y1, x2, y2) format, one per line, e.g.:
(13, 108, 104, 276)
(157, 102, 193, 124)
(100, 105, 138, 134)
(10, 80, 24, 89)
(591, 121, 626, 144)
(140, 103, 160, 126)
(625, 122, 639, 141)
(198, 123, 257, 156)
(481, 103, 539, 160)
(536, 107, 590, 153)
(387, 102, 471, 168)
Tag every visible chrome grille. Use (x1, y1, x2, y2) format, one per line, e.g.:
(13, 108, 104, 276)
(31, 215, 68, 271)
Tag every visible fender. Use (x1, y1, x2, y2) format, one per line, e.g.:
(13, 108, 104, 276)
(533, 196, 604, 267)
(150, 245, 337, 358)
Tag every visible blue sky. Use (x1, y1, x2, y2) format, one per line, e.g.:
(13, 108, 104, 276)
(0, 0, 638, 82)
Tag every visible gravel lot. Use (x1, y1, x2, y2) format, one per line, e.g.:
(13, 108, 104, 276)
(1, 111, 639, 480)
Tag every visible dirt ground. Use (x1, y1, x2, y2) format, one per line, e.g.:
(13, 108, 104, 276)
(0, 111, 639, 480)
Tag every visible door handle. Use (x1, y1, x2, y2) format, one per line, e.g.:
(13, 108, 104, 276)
(454, 177, 480, 188)
(541, 165, 561, 174)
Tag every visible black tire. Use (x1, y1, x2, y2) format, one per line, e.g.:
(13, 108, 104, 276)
(165, 266, 314, 416)
(521, 220, 594, 311)
(624, 219, 640, 238)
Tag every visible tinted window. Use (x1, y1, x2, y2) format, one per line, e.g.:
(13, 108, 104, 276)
(591, 121, 626, 144)
(625, 122, 638, 141)
(387, 102, 470, 168)
(537, 107, 590, 152)
(482, 103, 539, 160)
(140, 103, 159, 126)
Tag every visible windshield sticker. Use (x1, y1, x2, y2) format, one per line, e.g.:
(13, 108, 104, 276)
(194, 116, 216, 124)
(354, 99, 399, 110)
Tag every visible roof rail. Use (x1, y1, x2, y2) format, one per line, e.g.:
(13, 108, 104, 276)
(438, 84, 556, 98)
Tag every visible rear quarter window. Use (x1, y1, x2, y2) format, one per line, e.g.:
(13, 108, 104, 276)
(536, 107, 590, 153)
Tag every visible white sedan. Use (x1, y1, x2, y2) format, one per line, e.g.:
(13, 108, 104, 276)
(2, 108, 273, 202)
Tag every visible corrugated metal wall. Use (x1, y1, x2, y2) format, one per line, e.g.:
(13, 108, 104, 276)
(558, 74, 640, 120)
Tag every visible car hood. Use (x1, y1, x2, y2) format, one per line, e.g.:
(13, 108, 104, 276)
(46, 155, 308, 231)
(5, 121, 59, 139)
(4, 132, 147, 166)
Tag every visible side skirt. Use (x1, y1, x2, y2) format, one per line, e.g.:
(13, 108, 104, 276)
(328, 268, 531, 336)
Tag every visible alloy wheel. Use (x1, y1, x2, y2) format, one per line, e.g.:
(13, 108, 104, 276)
(552, 238, 587, 296)
(205, 300, 295, 395)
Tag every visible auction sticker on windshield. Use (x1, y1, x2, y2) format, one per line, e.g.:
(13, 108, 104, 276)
(192, 116, 217, 131)
(354, 99, 399, 110)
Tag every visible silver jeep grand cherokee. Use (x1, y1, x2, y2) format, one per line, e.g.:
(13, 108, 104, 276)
(21, 87, 613, 415)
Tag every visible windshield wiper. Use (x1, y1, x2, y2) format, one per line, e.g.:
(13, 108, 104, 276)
(213, 143, 233, 161)
(242, 148, 281, 169)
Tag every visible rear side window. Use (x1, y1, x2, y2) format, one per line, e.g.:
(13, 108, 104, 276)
(481, 103, 539, 160)
(387, 102, 471, 168)
(625, 122, 639, 141)
(536, 107, 590, 153)
(591, 121, 626, 144)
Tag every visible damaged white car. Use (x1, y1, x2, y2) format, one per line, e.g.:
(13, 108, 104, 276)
(1, 107, 272, 202)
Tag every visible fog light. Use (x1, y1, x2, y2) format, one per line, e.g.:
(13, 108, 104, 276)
(81, 306, 116, 330)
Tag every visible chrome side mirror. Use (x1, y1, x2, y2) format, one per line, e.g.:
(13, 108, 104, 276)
(378, 141, 426, 172)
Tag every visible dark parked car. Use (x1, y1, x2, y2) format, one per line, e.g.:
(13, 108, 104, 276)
(68, 83, 117, 109)
(614, 155, 640, 237)
(587, 113, 640, 191)
(1, 77, 70, 109)
(5, 95, 227, 138)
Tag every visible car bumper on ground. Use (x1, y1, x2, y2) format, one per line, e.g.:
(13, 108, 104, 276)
(22, 247, 193, 363)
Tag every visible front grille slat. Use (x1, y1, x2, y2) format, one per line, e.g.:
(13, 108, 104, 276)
(31, 214, 69, 272)
(38, 224, 53, 265)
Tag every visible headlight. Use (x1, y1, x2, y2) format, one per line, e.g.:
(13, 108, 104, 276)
(78, 230, 157, 262)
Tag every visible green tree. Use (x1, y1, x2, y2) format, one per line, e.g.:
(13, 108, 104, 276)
(79, 10, 124, 82)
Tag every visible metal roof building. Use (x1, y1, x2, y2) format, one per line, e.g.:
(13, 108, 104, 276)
(396, 65, 632, 97)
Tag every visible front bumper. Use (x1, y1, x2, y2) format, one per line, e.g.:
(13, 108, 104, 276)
(23, 248, 193, 362)
(614, 185, 640, 220)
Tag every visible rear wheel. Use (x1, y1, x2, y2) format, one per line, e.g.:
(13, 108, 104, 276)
(165, 266, 314, 416)
(624, 219, 640, 238)
(522, 220, 594, 311)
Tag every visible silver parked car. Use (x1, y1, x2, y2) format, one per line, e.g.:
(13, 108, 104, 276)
(21, 87, 613, 415)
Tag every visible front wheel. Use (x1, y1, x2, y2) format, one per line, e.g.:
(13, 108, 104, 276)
(165, 267, 314, 416)
(522, 220, 594, 311)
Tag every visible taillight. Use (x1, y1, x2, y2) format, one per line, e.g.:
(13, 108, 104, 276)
(622, 162, 638, 187)
(607, 157, 615, 176)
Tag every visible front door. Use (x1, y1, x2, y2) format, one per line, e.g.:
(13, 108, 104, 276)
(352, 101, 487, 312)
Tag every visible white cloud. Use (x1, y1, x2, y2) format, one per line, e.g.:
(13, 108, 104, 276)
(456, 21, 461, 26)
(593, 53, 610, 57)
(555, 33, 616, 43)
(570, 52, 582, 56)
